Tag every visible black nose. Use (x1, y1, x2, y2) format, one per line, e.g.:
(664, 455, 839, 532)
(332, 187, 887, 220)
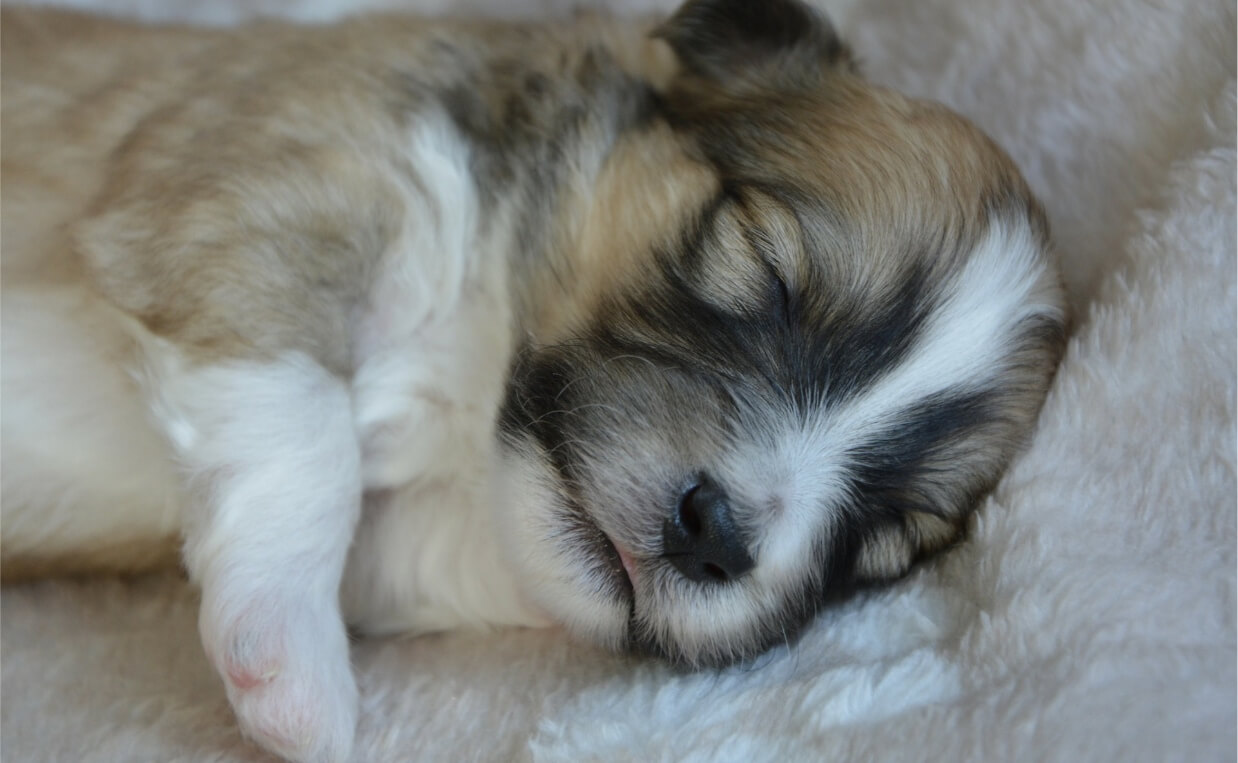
(663, 476, 755, 584)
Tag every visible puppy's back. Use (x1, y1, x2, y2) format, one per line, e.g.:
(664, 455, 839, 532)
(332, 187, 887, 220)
(1, 9, 213, 579)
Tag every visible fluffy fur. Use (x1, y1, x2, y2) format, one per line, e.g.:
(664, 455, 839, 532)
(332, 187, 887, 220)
(1, 1, 1233, 762)
(6, 1, 1069, 761)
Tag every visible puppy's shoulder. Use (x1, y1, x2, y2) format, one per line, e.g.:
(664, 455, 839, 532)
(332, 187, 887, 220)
(42, 15, 460, 371)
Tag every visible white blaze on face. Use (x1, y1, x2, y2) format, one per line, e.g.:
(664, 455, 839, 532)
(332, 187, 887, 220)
(721, 216, 1062, 598)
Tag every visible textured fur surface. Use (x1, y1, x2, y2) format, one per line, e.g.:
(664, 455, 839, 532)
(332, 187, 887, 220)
(2, 0, 1234, 761)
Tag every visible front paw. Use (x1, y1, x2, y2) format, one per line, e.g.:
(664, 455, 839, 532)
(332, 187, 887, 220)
(201, 591, 359, 763)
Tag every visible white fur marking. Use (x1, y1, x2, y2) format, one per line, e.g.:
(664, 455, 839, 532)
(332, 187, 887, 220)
(0, 288, 181, 558)
(341, 113, 547, 636)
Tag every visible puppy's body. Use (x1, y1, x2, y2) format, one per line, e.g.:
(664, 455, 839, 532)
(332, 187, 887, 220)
(1, 8, 566, 630)
(1, 3, 1066, 761)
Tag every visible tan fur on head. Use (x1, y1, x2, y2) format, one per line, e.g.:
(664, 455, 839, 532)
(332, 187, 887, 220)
(534, 123, 720, 344)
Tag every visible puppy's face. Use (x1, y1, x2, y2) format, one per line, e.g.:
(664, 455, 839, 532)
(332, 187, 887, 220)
(497, 0, 1066, 665)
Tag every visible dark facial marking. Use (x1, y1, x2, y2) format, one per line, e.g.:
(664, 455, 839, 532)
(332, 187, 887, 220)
(847, 388, 997, 511)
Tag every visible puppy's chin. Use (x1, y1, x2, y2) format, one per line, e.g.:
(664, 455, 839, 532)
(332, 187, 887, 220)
(489, 436, 633, 651)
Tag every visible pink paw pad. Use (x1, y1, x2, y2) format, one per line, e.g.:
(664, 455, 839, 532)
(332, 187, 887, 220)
(212, 609, 286, 692)
(201, 593, 358, 761)
(225, 660, 280, 690)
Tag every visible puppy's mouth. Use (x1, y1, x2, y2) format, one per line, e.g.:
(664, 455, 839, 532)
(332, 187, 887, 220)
(570, 508, 634, 604)
(595, 527, 635, 601)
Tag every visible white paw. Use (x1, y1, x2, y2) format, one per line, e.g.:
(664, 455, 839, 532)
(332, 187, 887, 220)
(201, 590, 359, 763)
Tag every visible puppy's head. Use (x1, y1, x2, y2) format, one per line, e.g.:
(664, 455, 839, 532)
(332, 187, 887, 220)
(497, 0, 1066, 665)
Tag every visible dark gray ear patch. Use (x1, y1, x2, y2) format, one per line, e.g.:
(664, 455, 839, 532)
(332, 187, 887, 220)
(655, 0, 852, 84)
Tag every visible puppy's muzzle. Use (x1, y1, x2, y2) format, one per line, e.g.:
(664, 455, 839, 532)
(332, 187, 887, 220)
(663, 475, 755, 584)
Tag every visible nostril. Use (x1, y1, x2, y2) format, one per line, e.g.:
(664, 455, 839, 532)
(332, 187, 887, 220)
(702, 562, 728, 582)
(677, 482, 703, 536)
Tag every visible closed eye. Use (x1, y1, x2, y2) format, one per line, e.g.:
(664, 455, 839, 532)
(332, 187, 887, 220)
(765, 261, 794, 330)
(740, 213, 796, 331)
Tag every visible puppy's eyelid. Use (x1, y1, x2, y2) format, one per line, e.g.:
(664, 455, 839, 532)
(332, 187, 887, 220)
(764, 258, 795, 327)
(736, 218, 796, 326)
(737, 189, 805, 287)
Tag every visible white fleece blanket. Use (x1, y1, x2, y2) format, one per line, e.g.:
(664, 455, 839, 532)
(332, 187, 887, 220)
(3, 0, 1235, 760)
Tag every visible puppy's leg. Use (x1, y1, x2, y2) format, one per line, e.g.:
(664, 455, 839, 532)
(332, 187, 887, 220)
(165, 352, 361, 763)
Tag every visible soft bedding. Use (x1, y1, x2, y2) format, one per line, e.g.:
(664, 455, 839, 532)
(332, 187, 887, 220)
(2, 0, 1234, 760)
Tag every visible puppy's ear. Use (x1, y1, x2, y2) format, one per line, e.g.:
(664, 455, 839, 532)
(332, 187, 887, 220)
(654, 0, 853, 87)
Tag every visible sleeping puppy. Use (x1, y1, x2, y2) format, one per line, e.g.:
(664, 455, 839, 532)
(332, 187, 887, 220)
(0, 0, 1066, 760)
